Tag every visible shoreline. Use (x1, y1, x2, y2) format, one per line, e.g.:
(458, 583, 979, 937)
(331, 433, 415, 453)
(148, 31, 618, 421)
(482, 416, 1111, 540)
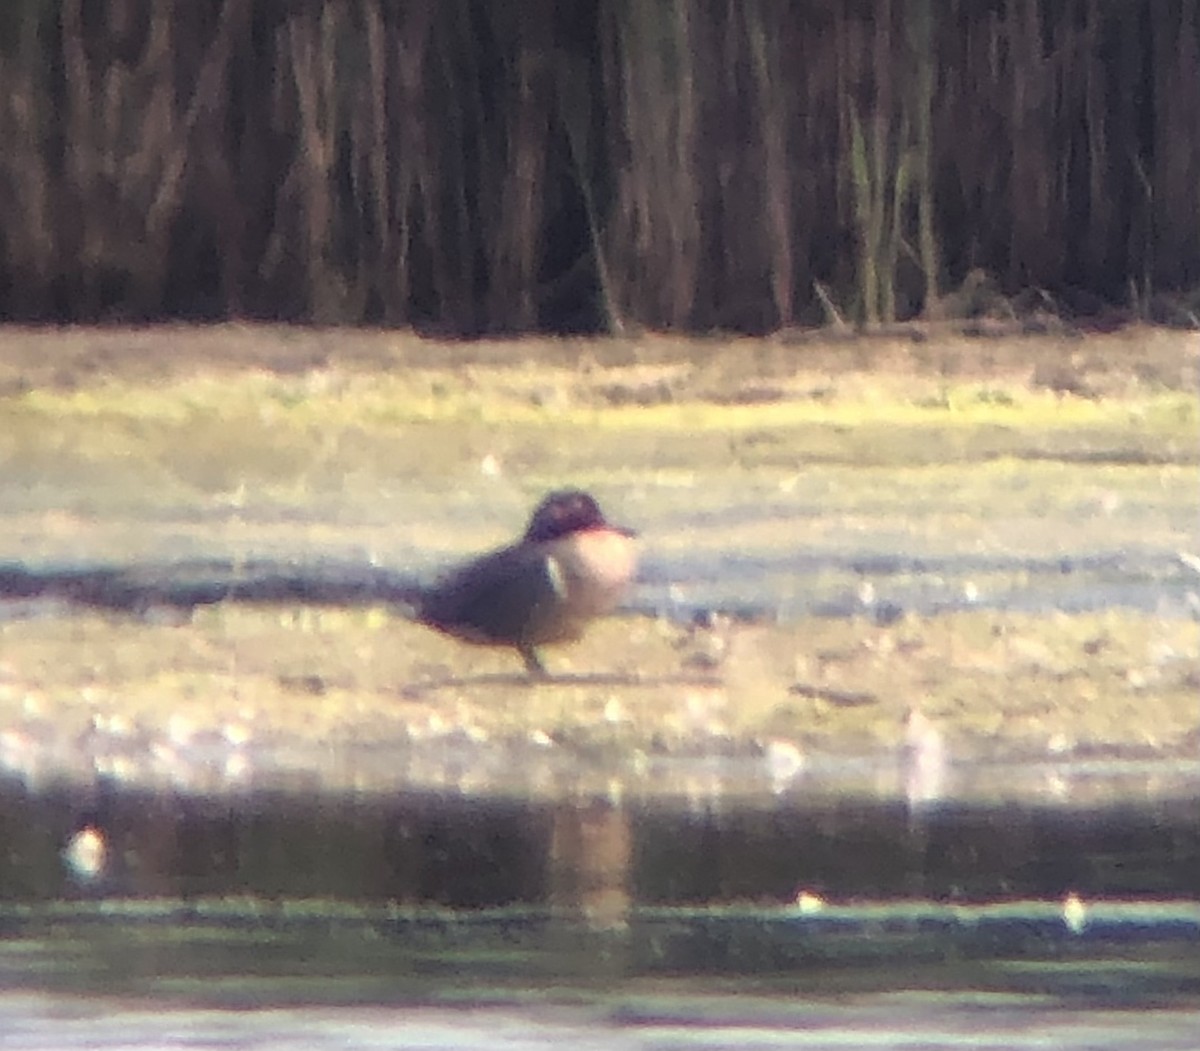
(0, 323, 1196, 798)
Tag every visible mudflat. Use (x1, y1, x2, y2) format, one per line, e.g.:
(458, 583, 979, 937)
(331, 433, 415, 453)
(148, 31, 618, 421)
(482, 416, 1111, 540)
(0, 324, 1196, 795)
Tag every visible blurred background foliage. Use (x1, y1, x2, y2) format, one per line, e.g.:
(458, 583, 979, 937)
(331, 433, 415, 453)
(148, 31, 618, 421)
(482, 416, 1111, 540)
(0, 0, 1196, 333)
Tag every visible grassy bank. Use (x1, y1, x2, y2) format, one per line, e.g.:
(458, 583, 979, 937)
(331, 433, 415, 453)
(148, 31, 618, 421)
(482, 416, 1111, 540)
(0, 326, 1195, 506)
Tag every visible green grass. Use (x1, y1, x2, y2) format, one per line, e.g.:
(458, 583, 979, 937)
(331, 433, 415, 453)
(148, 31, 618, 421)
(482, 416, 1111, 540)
(2, 370, 1194, 499)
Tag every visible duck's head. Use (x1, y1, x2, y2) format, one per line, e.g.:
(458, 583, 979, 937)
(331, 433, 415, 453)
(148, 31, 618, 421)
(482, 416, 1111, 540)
(522, 489, 636, 543)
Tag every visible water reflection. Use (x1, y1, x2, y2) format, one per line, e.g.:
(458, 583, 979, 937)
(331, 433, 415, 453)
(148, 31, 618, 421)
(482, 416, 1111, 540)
(1, 778, 1197, 1046)
(4, 776, 1198, 913)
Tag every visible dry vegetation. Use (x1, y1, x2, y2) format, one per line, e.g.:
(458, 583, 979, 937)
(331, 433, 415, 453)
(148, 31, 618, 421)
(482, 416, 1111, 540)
(1, 3, 1198, 331)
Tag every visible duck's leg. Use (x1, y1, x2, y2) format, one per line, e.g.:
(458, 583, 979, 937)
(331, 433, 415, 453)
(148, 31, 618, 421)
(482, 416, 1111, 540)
(519, 645, 549, 679)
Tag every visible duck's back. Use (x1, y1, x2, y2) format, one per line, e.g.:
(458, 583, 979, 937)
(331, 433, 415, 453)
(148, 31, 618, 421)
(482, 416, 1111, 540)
(418, 543, 566, 647)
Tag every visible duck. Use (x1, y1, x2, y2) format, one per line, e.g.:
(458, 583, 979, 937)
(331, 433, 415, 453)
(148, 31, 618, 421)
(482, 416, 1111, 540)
(416, 489, 638, 676)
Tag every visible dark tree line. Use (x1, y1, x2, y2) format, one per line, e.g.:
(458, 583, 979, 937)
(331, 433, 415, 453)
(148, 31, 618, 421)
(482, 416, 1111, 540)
(0, 0, 1196, 333)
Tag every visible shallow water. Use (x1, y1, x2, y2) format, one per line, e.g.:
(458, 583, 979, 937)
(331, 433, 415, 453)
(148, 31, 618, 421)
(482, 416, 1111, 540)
(0, 455, 1196, 1046)
(4, 993, 1196, 1050)
(1, 462, 1197, 622)
(2, 777, 1198, 1049)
